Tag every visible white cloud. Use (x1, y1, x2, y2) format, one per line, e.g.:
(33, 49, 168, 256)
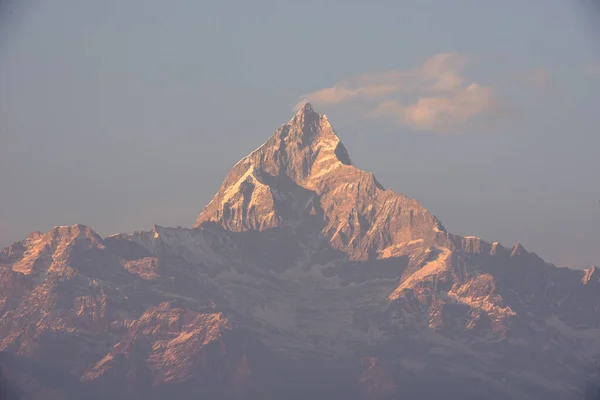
(370, 83, 508, 133)
(297, 84, 397, 108)
(298, 53, 513, 134)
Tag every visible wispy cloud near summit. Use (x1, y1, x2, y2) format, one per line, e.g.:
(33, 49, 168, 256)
(297, 53, 512, 134)
(367, 83, 502, 133)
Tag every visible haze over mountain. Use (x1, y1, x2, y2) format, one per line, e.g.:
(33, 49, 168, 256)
(0, 105, 599, 399)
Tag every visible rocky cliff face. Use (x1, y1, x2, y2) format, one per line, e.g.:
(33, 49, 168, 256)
(0, 104, 599, 399)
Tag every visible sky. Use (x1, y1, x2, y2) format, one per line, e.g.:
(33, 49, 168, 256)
(0, 0, 599, 268)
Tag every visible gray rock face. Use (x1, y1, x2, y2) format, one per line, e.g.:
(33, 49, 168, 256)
(0, 104, 599, 399)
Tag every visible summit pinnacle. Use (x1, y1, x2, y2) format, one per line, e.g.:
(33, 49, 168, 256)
(194, 104, 445, 260)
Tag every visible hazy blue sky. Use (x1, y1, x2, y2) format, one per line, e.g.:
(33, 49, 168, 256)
(1, 1, 599, 268)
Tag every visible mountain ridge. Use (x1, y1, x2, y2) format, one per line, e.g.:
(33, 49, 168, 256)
(0, 104, 599, 399)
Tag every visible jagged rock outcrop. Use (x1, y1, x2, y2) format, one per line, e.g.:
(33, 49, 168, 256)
(0, 104, 599, 399)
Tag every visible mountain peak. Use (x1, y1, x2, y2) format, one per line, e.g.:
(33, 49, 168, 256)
(2, 224, 105, 276)
(289, 101, 318, 128)
(283, 102, 341, 154)
(226, 103, 352, 188)
(296, 100, 315, 114)
(194, 105, 446, 260)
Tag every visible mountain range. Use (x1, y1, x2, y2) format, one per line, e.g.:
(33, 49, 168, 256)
(0, 103, 599, 399)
